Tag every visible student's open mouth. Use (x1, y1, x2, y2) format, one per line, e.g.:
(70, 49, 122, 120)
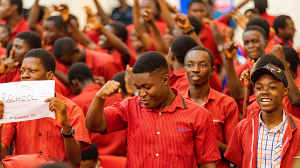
(142, 100, 150, 105)
(261, 98, 272, 105)
(191, 75, 200, 80)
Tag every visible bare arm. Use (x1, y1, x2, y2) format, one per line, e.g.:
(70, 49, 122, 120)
(157, 0, 175, 32)
(93, 0, 110, 25)
(86, 81, 121, 133)
(240, 69, 253, 113)
(27, 0, 43, 35)
(198, 162, 217, 168)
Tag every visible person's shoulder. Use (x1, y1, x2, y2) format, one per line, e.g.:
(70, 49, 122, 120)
(183, 98, 211, 117)
(211, 88, 236, 103)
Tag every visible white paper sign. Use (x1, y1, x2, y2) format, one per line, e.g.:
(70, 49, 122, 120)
(0, 80, 55, 123)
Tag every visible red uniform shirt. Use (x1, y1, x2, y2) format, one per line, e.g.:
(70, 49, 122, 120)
(0, 67, 67, 96)
(85, 29, 100, 44)
(2, 154, 51, 167)
(2, 92, 91, 161)
(259, 12, 277, 27)
(265, 35, 293, 54)
(71, 83, 126, 156)
(0, 46, 6, 56)
(10, 18, 30, 40)
(169, 68, 190, 92)
(104, 89, 221, 167)
(182, 87, 239, 168)
(225, 109, 300, 168)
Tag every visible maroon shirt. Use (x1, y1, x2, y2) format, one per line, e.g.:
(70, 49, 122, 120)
(104, 89, 220, 167)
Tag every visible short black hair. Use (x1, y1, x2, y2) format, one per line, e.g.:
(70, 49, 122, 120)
(68, 62, 93, 83)
(112, 71, 126, 94)
(188, 15, 202, 35)
(246, 17, 270, 40)
(15, 31, 41, 49)
(188, 0, 207, 10)
(6, 40, 13, 58)
(24, 48, 56, 73)
(81, 143, 98, 162)
(254, 0, 267, 13)
(133, 51, 169, 76)
(53, 37, 77, 59)
(9, 0, 23, 14)
(273, 15, 292, 35)
(171, 35, 198, 64)
(255, 54, 285, 71)
(244, 8, 260, 16)
(185, 46, 214, 67)
(45, 16, 67, 31)
(283, 46, 299, 74)
(244, 25, 267, 40)
(108, 21, 128, 42)
(0, 24, 11, 37)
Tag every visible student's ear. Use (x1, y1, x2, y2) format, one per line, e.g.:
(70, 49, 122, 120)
(46, 71, 54, 80)
(162, 74, 170, 86)
(210, 66, 215, 76)
(264, 38, 269, 49)
(10, 4, 18, 13)
(283, 86, 289, 97)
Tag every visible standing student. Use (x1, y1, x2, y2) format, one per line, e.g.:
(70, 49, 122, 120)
(224, 54, 300, 168)
(0, 49, 90, 167)
(86, 51, 220, 167)
(182, 46, 239, 168)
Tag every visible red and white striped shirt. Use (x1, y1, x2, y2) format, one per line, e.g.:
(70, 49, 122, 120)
(104, 89, 221, 167)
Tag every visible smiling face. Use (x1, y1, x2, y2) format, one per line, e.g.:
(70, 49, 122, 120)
(243, 30, 267, 61)
(133, 72, 169, 109)
(20, 57, 53, 81)
(254, 74, 288, 114)
(185, 50, 215, 87)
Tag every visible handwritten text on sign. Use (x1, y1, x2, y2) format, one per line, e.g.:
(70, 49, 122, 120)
(0, 80, 55, 123)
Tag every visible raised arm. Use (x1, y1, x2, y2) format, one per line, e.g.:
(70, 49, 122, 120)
(86, 81, 121, 133)
(93, 0, 110, 25)
(240, 69, 253, 113)
(157, 0, 175, 32)
(27, 0, 43, 35)
(142, 9, 168, 56)
(224, 41, 245, 99)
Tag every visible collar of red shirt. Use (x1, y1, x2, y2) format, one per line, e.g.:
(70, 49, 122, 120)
(183, 87, 216, 105)
(273, 35, 293, 47)
(81, 83, 101, 94)
(83, 49, 94, 70)
(171, 68, 186, 77)
(199, 24, 211, 40)
(138, 88, 187, 113)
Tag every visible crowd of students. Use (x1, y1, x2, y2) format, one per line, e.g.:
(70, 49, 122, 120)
(0, 0, 299, 167)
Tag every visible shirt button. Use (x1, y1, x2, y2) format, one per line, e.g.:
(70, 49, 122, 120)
(157, 132, 160, 135)
(156, 153, 159, 157)
(39, 133, 42, 136)
(39, 151, 42, 155)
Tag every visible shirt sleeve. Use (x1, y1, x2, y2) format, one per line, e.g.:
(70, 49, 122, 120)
(104, 100, 129, 134)
(224, 121, 244, 167)
(2, 122, 16, 149)
(224, 100, 239, 145)
(195, 112, 221, 164)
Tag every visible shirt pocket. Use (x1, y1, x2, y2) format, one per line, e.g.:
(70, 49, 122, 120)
(47, 130, 65, 161)
(168, 129, 194, 157)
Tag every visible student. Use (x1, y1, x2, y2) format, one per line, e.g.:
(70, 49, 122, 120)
(80, 143, 100, 168)
(182, 46, 239, 168)
(111, 0, 132, 25)
(224, 53, 300, 168)
(244, 8, 260, 20)
(0, 0, 30, 40)
(254, 0, 277, 27)
(0, 31, 67, 96)
(53, 37, 122, 83)
(68, 62, 126, 156)
(265, 15, 296, 54)
(86, 51, 220, 167)
(0, 24, 11, 49)
(42, 16, 67, 48)
(0, 48, 91, 167)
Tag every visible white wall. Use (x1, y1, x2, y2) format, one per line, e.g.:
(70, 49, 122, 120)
(23, 0, 299, 47)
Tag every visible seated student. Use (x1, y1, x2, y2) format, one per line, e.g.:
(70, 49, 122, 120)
(0, 49, 91, 167)
(53, 37, 122, 83)
(0, 31, 67, 96)
(81, 143, 100, 168)
(0, 0, 30, 40)
(68, 63, 126, 156)
(0, 24, 11, 51)
(86, 51, 220, 167)
(265, 15, 296, 54)
(224, 53, 300, 168)
(182, 46, 239, 168)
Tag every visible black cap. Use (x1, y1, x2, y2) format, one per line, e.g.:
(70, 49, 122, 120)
(251, 63, 288, 87)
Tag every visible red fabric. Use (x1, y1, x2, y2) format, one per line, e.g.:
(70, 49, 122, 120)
(10, 18, 30, 40)
(217, 15, 229, 26)
(2, 154, 52, 168)
(100, 155, 126, 168)
(224, 109, 300, 168)
(71, 83, 127, 156)
(1, 92, 91, 161)
(85, 29, 100, 44)
(182, 88, 239, 168)
(0, 46, 6, 56)
(104, 89, 221, 167)
(0, 67, 67, 96)
(259, 12, 277, 27)
(199, 23, 228, 67)
(265, 35, 293, 54)
(209, 71, 223, 92)
(169, 68, 190, 92)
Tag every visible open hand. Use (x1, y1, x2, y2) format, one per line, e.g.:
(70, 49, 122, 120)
(0, 47, 19, 75)
(53, 4, 69, 22)
(230, 9, 249, 30)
